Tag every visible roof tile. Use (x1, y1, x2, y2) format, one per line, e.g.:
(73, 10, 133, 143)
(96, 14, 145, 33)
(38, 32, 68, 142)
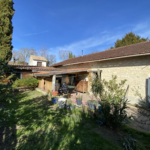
(52, 41, 150, 67)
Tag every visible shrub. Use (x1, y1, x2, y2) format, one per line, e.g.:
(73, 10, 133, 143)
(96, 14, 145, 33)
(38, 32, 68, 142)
(13, 77, 38, 88)
(0, 59, 15, 103)
(92, 75, 128, 129)
(91, 77, 103, 97)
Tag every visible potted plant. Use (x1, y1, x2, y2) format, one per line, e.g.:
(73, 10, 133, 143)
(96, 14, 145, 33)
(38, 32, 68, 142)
(67, 100, 75, 110)
(65, 103, 70, 110)
(88, 100, 98, 110)
(52, 90, 58, 96)
(47, 90, 52, 100)
(69, 103, 75, 111)
(58, 101, 65, 109)
(76, 95, 82, 106)
(51, 96, 59, 104)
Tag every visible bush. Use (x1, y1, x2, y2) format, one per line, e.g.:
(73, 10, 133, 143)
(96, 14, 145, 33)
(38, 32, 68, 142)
(0, 59, 15, 103)
(92, 75, 128, 129)
(91, 77, 103, 97)
(13, 77, 38, 88)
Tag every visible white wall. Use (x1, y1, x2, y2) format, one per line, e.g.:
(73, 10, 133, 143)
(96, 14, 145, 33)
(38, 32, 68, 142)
(29, 57, 33, 65)
(32, 60, 47, 67)
(29, 57, 47, 67)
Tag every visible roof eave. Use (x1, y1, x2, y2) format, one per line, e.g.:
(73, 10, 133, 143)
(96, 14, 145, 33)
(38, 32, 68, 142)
(62, 53, 150, 67)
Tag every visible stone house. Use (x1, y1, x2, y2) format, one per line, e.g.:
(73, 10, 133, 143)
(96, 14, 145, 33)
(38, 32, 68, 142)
(51, 41, 150, 105)
(10, 41, 150, 105)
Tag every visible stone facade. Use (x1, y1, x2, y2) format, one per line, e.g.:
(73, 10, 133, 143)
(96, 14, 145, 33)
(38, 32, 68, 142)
(59, 55, 150, 105)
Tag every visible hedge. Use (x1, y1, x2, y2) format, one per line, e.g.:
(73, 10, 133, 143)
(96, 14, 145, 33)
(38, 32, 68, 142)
(13, 77, 39, 88)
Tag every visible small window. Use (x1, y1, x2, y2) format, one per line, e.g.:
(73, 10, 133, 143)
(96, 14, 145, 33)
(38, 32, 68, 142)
(92, 72, 98, 79)
(37, 62, 42, 66)
(16, 73, 22, 79)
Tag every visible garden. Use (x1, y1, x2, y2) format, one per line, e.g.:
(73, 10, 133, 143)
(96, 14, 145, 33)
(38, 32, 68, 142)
(0, 61, 150, 150)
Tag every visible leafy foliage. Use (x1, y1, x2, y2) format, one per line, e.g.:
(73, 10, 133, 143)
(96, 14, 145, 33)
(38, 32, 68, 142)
(0, 0, 15, 63)
(76, 94, 83, 100)
(91, 77, 103, 97)
(101, 75, 127, 102)
(92, 75, 128, 128)
(13, 77, 38, 88)
(111, 32, 148, 49)
(120, 131, 140, 150)
(98, 99, 128, 128)
(47, 90, 52, 99)
(0, 91, 121, 150)
(69, 52, 75, 58)
(0, 59, 15, 103)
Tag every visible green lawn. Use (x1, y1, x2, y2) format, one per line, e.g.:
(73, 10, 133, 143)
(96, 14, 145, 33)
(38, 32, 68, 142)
(0, 90, 122, 150)
(1, 90, 150, 150)
(122, 126, 150, 150)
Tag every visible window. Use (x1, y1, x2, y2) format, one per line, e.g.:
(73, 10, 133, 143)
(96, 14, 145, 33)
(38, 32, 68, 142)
(16, 73, 22, 79)
(92, 70, 102, 80)
(37, 62, 42, 66)
(92, 72, 98, 79)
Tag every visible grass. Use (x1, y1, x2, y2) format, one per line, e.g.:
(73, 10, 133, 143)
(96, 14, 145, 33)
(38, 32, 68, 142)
(0, 90, 122, 150)
(122, 125, 150, 150)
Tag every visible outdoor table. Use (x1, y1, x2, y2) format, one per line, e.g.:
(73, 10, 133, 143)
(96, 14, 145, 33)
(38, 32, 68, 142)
(67, 85, 78, 95)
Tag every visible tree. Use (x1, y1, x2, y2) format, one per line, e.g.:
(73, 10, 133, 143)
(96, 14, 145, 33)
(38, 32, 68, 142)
(0, 0, 15, 63)
(38, 46, 56, 66)
(0, 59, 15, 103)
(59, 50, 73, 61)
(46, 55, 56, 66)
(46, 61, 50, 67)
(12, 47, 37, 62)
(12, 49, 19, 59)
(110, 32, 148, 49)
(39, 45, 48, 59)
(69, 52, 75, 59)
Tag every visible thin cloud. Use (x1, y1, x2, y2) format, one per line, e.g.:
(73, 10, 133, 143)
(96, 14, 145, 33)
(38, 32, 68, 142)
(48, 20, 150, 62)
(22, 30, 49, 36)
(48, 34, 122, 62)
(133, 22, 148, 32)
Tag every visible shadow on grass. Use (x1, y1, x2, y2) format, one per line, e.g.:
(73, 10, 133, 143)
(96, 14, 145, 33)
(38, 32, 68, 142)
(0, 92, 28, 150)
(1, 91, 121, 150)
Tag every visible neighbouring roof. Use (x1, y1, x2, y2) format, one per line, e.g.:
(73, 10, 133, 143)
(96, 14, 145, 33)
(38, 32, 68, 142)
(10, 65, 63, 71)
(8, 61, 28, 66)
(33, 68, 89, 76)
(52, 41, 150, 67)
(30, 55, 47, 61)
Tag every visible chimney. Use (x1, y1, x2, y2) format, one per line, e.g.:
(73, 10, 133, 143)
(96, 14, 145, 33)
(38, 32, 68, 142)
(82, 50, 83, 57)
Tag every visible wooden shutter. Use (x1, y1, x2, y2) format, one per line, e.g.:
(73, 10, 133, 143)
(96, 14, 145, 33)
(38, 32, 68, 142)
(37, 62, 42, 66)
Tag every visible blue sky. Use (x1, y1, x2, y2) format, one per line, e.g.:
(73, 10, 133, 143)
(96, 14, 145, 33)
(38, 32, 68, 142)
(12, 0, 150, 62)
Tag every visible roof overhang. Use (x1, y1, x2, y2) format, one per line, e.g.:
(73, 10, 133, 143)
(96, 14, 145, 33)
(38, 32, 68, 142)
(62, 53, 150, 67)
(33, 69, 89, 77)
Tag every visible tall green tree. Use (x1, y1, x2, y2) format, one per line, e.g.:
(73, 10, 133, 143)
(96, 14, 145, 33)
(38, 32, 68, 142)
(46, 61, 50, 67)
(69, 52, 75, 59)
(0, 0, 15, 63)
(111, 32, 148, 49)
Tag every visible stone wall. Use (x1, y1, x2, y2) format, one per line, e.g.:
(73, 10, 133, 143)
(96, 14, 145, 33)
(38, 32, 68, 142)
(60, 55, 150, 105)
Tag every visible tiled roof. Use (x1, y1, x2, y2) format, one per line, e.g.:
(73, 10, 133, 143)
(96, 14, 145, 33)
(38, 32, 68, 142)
(8, 61, 28, 66)
(33, 68, 89, 76)
(52, 41, 150, 67)
(10, 65, 62, 71)
(30, 55, 47, 61)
